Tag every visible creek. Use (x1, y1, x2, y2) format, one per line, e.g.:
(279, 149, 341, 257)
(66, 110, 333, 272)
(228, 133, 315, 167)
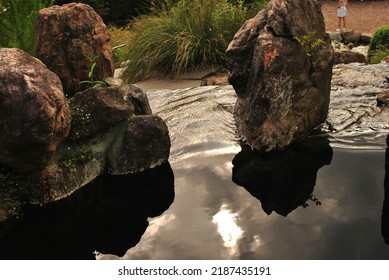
(0, 63, 388, 260)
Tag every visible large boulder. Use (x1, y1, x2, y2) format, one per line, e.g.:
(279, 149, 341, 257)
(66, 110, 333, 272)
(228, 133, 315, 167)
(107, 116, 171, 175)
(340, 30, 362, 43)
(69, 86, 135, 140)
(0, 48, 71, 173)
(226, 0, 334, 152)
(31, 85, 169, 204)
(334, 51, 367, 64)
(35, 3, 114, 97)
(69, 84, 153, 140)
(122, 84, 153, 115)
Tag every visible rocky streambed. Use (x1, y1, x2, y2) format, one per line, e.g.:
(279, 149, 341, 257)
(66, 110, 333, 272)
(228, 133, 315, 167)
(1, 61, 388, 260)
(324, 62, 389, 148)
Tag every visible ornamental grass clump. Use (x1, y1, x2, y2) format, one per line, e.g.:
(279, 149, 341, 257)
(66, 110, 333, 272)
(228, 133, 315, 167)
(0, 0, 54, 55)
(368, 25, 389, 64)
(120, 0, 264, 83)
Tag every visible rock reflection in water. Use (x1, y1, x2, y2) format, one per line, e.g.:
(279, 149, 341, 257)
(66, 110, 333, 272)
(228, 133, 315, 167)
(232, 136, 333, 216)
(382, 135, 389, 244)
(0, 162, 174, 259)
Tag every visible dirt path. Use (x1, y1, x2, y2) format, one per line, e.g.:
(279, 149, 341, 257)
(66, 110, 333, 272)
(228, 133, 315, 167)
(321, 0, 389, 34)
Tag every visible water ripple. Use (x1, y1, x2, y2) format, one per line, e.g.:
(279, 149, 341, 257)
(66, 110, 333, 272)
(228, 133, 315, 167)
(147, 86, 240, 161)
(146, 62, 389, 157)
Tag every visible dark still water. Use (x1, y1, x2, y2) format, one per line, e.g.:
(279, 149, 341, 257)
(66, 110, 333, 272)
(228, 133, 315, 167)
(0, 86, 388, 260)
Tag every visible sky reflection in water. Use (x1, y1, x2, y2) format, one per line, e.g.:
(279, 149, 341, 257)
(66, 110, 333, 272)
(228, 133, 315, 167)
(1, 86, 388, 259)
(114, 139, 389, 260)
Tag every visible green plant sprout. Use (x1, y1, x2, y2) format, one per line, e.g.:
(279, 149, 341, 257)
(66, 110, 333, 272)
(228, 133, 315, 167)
(80, 53, 107, 88)
(79, 62, 107, 88)
(294, 31, 325, 56)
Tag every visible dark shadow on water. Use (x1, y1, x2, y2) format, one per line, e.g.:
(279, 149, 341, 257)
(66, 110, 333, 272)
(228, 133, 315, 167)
(0, 162, 175, 260)
(382, 135, 389, 245)
(232, 136, 333, 216)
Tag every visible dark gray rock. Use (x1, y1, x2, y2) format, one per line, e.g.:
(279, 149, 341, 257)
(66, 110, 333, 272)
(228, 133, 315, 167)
(123, 84, 153, 115)
(360, 33, 373, 44)
(69, 86, 135, 140)
(33, 85, 168, 204)
(341, 30, 361, 43)
(334, 51, 367, 64)
(226, 0, 334, 152)
(201, 72, 229, 86)
(0, 48, 71, 173)
(328, 31, 343, 41)
(387, 133, 389, 147)
(107, 115, 171, 175)
(378, 89, 389, 107)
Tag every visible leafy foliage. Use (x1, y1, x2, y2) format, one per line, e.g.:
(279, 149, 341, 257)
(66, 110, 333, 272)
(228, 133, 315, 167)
(79, 61, 107, 88)
(294, 31, 325, 56)
(0, 0, 54, 55)
(368, 25, 389, 63)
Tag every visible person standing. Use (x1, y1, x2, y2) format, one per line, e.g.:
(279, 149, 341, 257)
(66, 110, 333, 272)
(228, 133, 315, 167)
(336, 0, 348, 31)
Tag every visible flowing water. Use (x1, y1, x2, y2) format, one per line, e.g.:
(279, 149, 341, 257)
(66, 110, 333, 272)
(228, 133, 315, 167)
(0, 82, 388, 260)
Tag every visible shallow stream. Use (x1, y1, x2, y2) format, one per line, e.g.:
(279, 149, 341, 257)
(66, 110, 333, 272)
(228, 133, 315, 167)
(1, 73, 389, 259)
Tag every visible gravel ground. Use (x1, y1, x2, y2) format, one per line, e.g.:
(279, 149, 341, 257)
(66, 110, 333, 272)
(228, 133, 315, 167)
(321, 0, 389, 34)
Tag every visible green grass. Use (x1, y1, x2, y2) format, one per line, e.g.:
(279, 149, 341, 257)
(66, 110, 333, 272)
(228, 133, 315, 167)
(108, 24, 132, 67)
(0, 0, 54, 55)
(119, 0, 268, 83)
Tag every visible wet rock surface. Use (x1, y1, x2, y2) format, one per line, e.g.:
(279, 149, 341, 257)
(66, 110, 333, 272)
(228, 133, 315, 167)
(226, 0, 334, 152)
(0, 50, 170, 217)
(107, 116, 171, 175)
(378, 89, 389, 107)
(322, 62, 389, 147)
(69, 86, 135, 140)
(0, 48, 71, 173)
(33, 88, 170, 204)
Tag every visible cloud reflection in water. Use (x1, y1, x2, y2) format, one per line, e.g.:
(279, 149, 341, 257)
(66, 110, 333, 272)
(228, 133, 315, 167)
(212, 204, 244, 257)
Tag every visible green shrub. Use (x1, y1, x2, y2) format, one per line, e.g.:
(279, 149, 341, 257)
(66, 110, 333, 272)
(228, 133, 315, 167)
(368, 25, 389, 63)
(368, 47, 389, 64)
(120, 0, 268, 83)
(0, 0, 54, 55)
